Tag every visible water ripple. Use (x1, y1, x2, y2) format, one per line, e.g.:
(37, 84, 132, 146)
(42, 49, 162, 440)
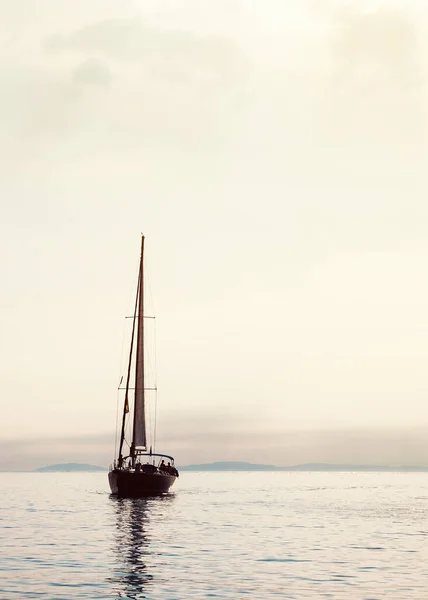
(1, 472, 428, 598)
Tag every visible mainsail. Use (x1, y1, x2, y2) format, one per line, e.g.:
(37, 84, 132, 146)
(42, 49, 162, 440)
(132, 236, 146, 450)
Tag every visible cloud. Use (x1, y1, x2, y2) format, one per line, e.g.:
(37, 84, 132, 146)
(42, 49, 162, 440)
(72, 58, 111, 87)
(317, 2, 427, 152)
(3, 3, 425, 183)
(0, 15, 252, 173)
(46, 16, 247, 79)
(334, 6, 417, 80)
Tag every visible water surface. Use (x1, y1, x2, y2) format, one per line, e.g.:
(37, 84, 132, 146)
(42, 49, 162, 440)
(1, 471, 428, 598)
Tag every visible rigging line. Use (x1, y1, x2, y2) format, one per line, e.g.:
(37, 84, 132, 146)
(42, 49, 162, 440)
(114, 314, 128, 458)
(153, 316, 158, 455)
(143, 312, 156, 380)
(124, 408, 132, 452)
(114, 375, 124, 458)
(144, 247, 158, 452)
(114, 386, 120, 459)
(142, 323, 156, 450)
(147, 388, 152, 451)
(121, 268, 139, 370)
(124, 420, 130, 452)
(153, 388, 157, 456)
(145, 246, 157, 321)
(114, 259, 138, 458)
(118, 270, 140, 461)
(145, 324, 151, 448)
(146, 249, 157, 448)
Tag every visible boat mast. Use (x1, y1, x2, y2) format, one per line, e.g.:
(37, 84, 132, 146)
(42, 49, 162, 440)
(131, 236, 146, 462)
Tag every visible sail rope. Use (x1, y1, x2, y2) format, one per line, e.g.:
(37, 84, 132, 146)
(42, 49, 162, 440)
(145, 256, 158, 455)
(114, 324, 128, 458)
(153, 317, 158, 455)
(119, 267, 140, 461)
(114, 263, 139, 460)
(114, 385, 120, 460)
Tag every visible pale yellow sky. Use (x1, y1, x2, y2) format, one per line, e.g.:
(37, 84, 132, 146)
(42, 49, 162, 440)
(1, 0, 428, 468)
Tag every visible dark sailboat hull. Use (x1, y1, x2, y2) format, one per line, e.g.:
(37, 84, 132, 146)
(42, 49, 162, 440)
(109, 469, 176, 497)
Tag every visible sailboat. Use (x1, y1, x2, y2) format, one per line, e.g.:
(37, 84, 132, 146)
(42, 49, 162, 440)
(108, 236, 178, 496)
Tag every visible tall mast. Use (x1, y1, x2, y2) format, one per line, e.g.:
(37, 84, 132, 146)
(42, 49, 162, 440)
(131, 236, 146, 457)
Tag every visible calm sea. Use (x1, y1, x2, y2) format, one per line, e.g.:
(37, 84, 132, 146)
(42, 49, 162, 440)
(1, 471, 428, 599)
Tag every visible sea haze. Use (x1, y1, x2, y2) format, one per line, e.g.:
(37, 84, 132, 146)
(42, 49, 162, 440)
(1, 471, 428, 599)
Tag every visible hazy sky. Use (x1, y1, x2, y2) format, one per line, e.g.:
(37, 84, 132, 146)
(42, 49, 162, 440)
(1, 0, 428, 469)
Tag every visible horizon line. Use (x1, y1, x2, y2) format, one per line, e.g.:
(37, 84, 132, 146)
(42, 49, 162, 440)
(2, 460, 428, 473)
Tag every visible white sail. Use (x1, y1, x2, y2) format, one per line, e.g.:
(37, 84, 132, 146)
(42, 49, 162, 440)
(132, 237, 146, 449)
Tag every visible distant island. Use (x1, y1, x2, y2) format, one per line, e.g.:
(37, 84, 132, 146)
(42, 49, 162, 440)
(181, 461, 278, 471)
(35, 463, 106, 472)
(179, 461, 428, 472)
(30, 461, 428, 473)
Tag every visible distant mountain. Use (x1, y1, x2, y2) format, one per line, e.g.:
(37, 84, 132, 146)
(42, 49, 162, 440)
(179, 461, 428, 472)
(35, 463, 106, 472)
(285, 463, 428, 472)
(180, 461, 279, 471)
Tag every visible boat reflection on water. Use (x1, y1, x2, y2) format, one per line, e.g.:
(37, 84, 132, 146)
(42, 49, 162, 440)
(110, 495, 175, 599)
